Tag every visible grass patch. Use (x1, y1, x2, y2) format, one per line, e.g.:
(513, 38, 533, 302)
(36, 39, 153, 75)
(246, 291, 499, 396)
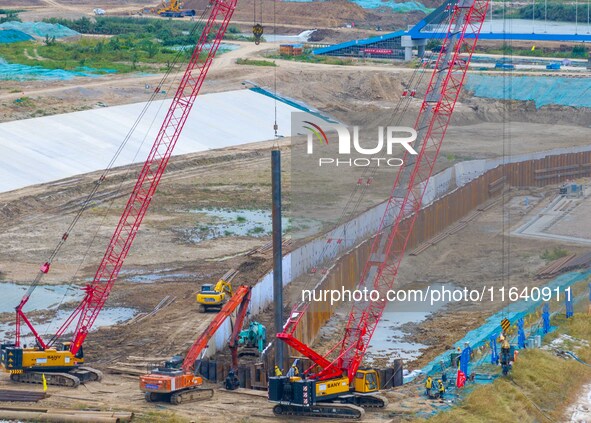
(0, 37, 209, 73)
(236, 215, 247, 223)
(418, 314, 591, 423)
(267, 52, 357, 66)
(44, 17, 252, 42)
(133, 411, 187, 423)
(476, 42, 588, 59)
(249, 226, 265, 234)
(541, 247, 569, 262)
(13, 96, 34, 108)
(0, 17, 245, 75)
(236, 58, 277, 67)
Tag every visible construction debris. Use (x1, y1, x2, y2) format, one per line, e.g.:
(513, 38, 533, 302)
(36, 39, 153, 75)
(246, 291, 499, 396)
(0, 405, 132, 422)
(125, 295, 176, 325)
(247, 238, 292, 256)
(536, 254, 577, 279)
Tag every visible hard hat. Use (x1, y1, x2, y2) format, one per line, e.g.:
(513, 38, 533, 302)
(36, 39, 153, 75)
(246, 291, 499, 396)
(438, 380, 442, 383)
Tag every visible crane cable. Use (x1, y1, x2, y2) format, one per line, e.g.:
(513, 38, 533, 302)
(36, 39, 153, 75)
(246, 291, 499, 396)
(273, 0, 278, 140)
(501, 0, 513, 319)
(296, 8, 454, 297)
(22, 5, 213, 333)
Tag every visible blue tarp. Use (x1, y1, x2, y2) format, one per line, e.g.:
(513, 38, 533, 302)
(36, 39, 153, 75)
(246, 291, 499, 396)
(0, 59, 105, 81)
(465, 75, 591, 109)
(0, 29, 34, 44)
(0, 21, 79, 39)
(284, 0, 433, 12)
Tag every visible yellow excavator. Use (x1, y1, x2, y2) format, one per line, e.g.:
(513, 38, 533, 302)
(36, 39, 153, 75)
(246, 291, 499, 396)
(155, 0, 196, 17)
(196, 269, 238, 312)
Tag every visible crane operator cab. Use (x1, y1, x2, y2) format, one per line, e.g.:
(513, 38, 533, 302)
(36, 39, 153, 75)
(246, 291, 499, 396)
(1, 341, 84, 373)
(354, 369, 379, 393)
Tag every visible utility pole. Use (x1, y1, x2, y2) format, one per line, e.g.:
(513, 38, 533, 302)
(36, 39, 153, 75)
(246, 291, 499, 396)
(271, 149, 284, 370)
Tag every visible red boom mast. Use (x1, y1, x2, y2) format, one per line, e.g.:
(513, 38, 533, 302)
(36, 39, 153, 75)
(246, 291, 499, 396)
(15, 0, 238, 354)
(278, 0, 490, 382)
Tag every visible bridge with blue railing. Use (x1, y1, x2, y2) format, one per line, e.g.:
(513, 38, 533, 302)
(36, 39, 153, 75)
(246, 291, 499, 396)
(314, 0, 591, 61)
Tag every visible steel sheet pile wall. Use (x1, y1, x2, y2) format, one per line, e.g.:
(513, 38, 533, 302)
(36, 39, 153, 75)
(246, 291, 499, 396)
(204, 147, 591, 359)
(292, 149, 591, 348)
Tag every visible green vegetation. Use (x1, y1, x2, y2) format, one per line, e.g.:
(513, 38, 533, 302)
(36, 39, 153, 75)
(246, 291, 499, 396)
(420, 313, 591, 423)
(0, 37, 207, 73)
(236, 215, 247, 223)
(0, 9, 23, 14)
(519, 2, 591, 23)
(541, 247, 569, 262)
(478, 42, 588, 59)
(134, 411, 187, 423)
(0, 10, 21, 24)
(491, 0, 591, 23)
(236, 58, 277, 67)
(250, 226, 265, 234)
(13, 96, 34, 108)
(267, 51, 357, 66)
(43, 17, 250, 44)
(0, 16, 253, 74)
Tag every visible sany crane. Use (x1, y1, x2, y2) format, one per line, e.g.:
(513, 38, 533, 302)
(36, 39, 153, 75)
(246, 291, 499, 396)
(268, 0, 490, 419)
(0, 0, 239, 388)
(140, 285, 252, 404)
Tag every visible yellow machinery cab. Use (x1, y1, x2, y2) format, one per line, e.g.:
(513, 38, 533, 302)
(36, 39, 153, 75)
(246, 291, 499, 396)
(1, 342, 83, 373)
(353, 369, 380, 393)
(196, 279, 232, 311)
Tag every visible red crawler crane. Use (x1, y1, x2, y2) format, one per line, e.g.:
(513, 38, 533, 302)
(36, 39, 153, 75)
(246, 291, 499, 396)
(269, 0, 490, 419)
(1, 0, 239, 388)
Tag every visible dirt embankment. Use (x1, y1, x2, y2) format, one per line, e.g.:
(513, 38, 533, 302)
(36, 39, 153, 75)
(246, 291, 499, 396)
(186, 0, 425, 31)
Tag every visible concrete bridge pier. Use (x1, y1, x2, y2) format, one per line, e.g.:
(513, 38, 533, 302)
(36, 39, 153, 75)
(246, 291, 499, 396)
(402, 36, 427, 61)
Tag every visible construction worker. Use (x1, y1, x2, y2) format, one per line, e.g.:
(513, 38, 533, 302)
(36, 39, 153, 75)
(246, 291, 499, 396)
(500, 332, 512, 375)
(438, 380, 445, 399)
(425, 376, 433, 397)
(274, 365, 282, 377)
(291, 364, 299, 377)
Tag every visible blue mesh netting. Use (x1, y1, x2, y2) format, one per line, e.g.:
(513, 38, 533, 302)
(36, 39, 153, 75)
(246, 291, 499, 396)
(0, 21, 79, 39)
(410, 270, 591, 382)
(283, 0, 433, 13)
(0, 59, 103, 81)
(465, 74, 591, 109)
(0, 29, 34, 44)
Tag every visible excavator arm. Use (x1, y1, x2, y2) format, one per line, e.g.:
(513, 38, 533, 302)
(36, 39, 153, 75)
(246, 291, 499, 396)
(183, 285, 251, 373)
(228, 288, 252, 368)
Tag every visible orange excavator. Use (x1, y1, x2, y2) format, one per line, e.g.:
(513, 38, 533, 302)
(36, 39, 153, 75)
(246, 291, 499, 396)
(140, 285, 252, 404)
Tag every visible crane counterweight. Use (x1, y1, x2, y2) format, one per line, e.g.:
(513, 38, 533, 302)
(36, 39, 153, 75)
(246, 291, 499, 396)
(2, 0, 239, 388)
